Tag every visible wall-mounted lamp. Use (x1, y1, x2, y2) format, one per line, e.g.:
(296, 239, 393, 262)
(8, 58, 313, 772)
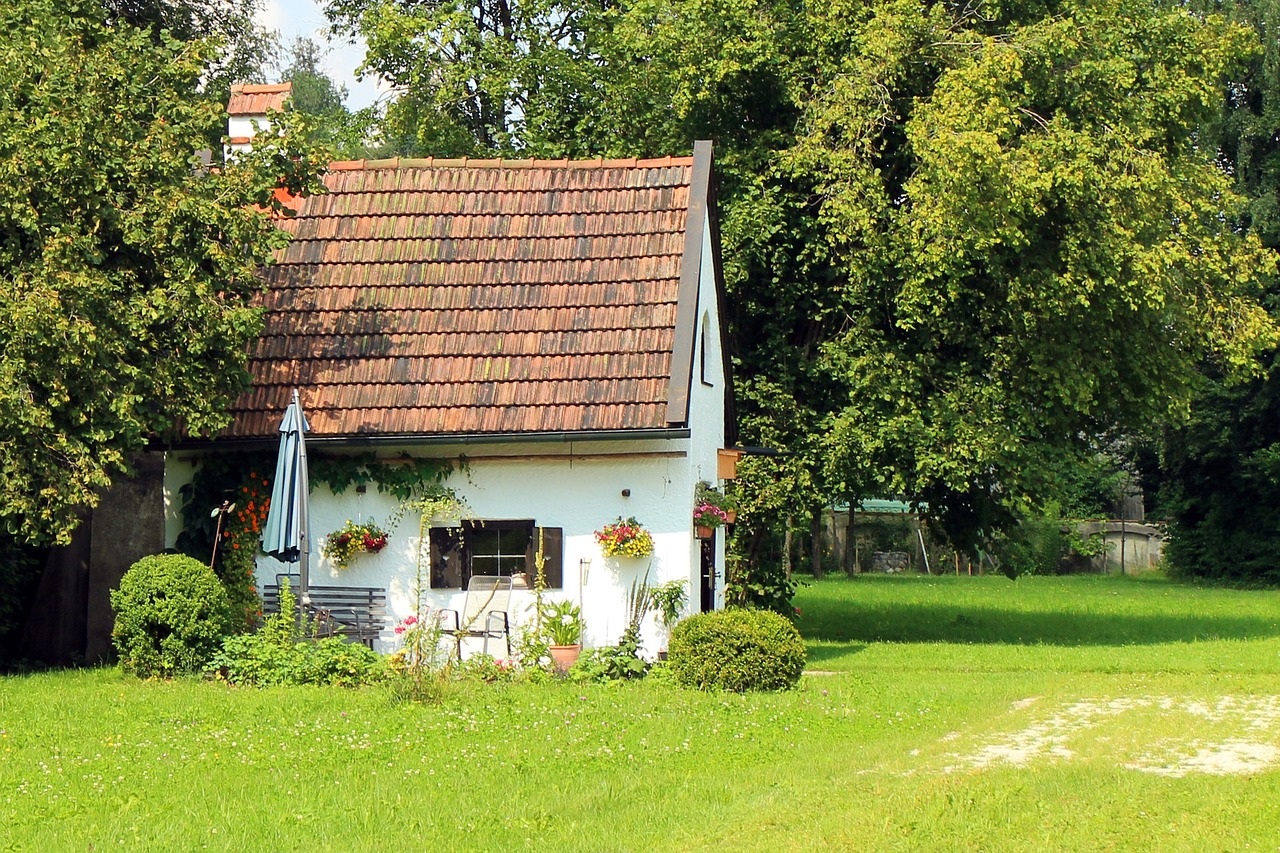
(355, 484, 367, 494)
(621, 488, 631, 497)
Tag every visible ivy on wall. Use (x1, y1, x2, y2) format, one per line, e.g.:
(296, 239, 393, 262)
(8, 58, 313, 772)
(177, 451, 463, 614)
(308, 452, 456, 501)
(175, 452, 273, 631)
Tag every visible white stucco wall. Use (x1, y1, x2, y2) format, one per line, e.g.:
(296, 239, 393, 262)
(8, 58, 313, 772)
(224, 114, 272, 161)
(685, 214, 730, 609)
(166, 437, 710, 656)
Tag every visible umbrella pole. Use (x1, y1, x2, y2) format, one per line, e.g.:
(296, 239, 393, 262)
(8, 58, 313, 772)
(296, 389, 312, 608)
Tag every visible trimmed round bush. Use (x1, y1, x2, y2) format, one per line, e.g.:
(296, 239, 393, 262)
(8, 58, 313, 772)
(667, 608, 806, 692)
(110, 554, 234, 677)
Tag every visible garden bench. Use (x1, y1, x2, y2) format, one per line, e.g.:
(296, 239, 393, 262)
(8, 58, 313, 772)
(262, 575, 388, 649)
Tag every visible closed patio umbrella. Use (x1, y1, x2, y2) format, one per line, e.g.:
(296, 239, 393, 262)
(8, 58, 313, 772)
(261, 388, 312, 603)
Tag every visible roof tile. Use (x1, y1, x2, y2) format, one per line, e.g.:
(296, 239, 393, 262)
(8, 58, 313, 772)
(227, 82, 292, 116)
(226, 157, 696, 439)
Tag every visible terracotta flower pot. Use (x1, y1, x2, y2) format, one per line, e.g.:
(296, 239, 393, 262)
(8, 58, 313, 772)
(725, 509, 737, 524)
(548, 644, 581, 673)
(695, 524, 714, 539)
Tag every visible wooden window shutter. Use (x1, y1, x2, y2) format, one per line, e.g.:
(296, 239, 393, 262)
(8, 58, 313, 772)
(429, 527, 463, 589)
(529, 527, 563, 589)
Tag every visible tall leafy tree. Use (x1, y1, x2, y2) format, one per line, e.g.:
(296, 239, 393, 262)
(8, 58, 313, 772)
(1157, 0, 1280, 581)
(280, 36, 378, 158)
(1160, 356, 1280, 582)
(333, 0, 1277, 586)
(326, 0, 605, 155)
(0, 0, 326, 545)
(104, 0, 279, 94)
(805, 0, 1277, 551)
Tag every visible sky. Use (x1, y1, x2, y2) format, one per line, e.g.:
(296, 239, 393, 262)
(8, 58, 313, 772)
(256, 0, 383, 110)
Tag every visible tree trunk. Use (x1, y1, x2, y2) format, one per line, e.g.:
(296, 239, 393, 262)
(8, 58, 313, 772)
(845, 506, 858, 575)
(810, 510, 824, 578)
(782, 515, 793, 580)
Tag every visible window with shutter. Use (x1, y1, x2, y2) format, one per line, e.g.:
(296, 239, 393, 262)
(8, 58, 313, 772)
(429, 527, 463, 589)
(428, 522, 563, 589)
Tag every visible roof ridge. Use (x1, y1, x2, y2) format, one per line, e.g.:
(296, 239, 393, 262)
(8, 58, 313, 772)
(327, 154, 695, 172)
(231, 82, 293, 95)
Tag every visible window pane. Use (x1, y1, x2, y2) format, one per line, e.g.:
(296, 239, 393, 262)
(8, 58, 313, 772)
(498, 555, 526, 576)
(466, 524, 531, 579)
(499, 528, 528, 554)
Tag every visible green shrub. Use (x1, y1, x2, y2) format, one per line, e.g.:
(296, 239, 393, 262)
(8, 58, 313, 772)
(110, 554, 234, 677)
(667, 608, 806, 692)
(992, 519, 1070, 578)
(209, 582, 386, 688)
(208, 631, 301, 686)
(211, 634, 386, 688)
(297, 638, 385, 687)
(569, 627, 649, 682)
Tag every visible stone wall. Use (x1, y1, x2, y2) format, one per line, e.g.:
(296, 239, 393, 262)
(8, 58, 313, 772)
(1076, 521, 1163, 574)
(20, 453, 166, 664)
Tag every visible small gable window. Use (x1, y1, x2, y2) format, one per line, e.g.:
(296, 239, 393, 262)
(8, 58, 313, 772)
(700, 311, 714, 387)
(429, 521, 563, 589)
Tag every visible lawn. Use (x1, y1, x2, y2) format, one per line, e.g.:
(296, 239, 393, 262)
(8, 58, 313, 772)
(3, 573, 1280, 851)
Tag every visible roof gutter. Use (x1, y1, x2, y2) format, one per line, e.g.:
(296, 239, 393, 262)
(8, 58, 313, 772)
(163, 427, 693, 453)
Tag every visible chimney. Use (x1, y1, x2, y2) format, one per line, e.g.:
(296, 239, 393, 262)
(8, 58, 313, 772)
(225, 82, 293, 161)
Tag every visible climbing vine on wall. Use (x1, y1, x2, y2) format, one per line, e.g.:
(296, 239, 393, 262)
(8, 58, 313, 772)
(176, 452, 273, 631)
(309, 453, 456, 501)
(178, 451, 463, 622)
(220, 470, 272, 630)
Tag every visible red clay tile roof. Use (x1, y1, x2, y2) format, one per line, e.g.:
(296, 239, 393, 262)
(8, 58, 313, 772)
(228, 82, 292, 116)
(224, 151, 713, 439)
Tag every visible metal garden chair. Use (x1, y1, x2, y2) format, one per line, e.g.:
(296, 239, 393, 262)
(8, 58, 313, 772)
(435, 575, 514, 659)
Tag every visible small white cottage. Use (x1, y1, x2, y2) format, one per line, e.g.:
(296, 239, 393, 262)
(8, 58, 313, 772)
(161, 94, 737, 655)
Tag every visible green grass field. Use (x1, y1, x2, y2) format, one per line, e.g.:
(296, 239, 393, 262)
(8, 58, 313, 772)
(3, 573, 1280, 851)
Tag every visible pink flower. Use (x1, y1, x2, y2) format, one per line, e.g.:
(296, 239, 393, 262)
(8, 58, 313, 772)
(394, 625, 405, 635)
(404, 615, 418, 627)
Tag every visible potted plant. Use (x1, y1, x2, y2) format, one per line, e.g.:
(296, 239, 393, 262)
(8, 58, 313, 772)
(595, 516, 655, 558)
(694, 482, 738, 538)
(541, 598, 584, 672)
(321, 519, 389, 568)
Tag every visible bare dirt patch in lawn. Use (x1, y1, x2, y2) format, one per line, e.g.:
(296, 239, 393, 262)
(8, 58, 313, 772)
(942, 695, 1280, 776)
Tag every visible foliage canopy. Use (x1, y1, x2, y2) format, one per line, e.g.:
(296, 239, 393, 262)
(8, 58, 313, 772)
(326, 0, 1279, 567)
(0, 0, 326, 545)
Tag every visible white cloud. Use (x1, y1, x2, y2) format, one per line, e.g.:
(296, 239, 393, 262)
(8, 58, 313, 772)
(255, 0, 284, 34)
(259, 0, 384, 110)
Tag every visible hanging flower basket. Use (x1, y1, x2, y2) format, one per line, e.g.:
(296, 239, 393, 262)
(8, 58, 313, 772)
(694, 481, 738, 530)
(595, 516, 654, 558)
(321, 519, 389, 569)
(695, 524, 715, 539)
(693, 502, 730, 530)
